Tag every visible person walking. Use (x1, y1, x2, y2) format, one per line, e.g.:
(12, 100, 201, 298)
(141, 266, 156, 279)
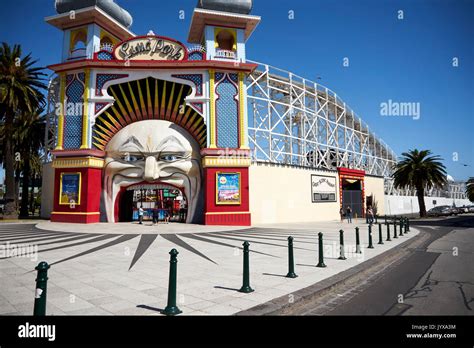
(138, 205, 144, 225)
(152, 205, 159, 226)
(368, 206, 374, 224)
(339, 207, 344, 222)
(346, 206, 352, 223)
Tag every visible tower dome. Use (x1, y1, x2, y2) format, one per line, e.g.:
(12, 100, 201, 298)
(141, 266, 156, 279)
(197, 0, 253, 15)
(55, 0, 133, 28)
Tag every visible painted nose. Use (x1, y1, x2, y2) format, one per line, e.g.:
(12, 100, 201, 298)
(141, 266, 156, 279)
(143, 156, 157, 181)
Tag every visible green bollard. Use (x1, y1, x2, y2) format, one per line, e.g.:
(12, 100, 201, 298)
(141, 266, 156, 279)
(239, 241, 254, 293)
(355, 227, 362, 254)
(368, 224, 374, 249)
(286, 236, 298, 278)
(33, 261, 50, 316)
(393, 221, 398, 239)
(161, 249, 182, 316)
(378, 223, 384, 245)
(316, 232, 327, 267)
(386, 223, 391, 242)
(338, 229, 346, 260)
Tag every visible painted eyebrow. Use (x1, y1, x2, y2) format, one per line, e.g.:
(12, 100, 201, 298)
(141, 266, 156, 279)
(120, 136, 144, 150)
(157, 136, 185, 149)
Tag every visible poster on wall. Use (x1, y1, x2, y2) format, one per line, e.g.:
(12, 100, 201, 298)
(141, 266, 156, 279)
(59, 173, 81, 205)
(216, 172, 241, 205)
(311, 175, 336, 202)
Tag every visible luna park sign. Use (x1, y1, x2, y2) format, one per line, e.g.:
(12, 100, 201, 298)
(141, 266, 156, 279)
(114, 35, 187, 61)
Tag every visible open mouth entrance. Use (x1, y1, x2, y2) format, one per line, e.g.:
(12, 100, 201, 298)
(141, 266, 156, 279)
(118, 183, 187, 223)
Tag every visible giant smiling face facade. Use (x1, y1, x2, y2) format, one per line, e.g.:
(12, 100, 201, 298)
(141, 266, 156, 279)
(101, 120, 203, 223)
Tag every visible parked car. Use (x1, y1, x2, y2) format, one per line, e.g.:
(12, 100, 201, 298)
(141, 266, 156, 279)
(468, 206, 474, 213)
(427, 205, 454, 217)
(457, 206, 469, 214)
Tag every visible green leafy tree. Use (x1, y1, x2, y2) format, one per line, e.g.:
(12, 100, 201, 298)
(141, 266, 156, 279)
(393, 149, 447, 217)
(0, 43, 46, 218)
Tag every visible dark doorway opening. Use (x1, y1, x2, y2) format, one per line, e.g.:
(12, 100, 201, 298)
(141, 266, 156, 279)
(342, 178, 363, 218)
(119, 190, 134, 222)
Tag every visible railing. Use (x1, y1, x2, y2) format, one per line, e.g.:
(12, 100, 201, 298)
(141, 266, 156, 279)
(215, 49, 236, 59)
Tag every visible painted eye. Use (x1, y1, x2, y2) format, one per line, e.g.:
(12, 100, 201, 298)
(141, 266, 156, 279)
(122, 154, 143, 162)
(160, 154, 178, 162)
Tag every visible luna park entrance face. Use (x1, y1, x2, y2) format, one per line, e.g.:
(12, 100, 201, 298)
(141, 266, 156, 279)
(118, 184, 187, 223)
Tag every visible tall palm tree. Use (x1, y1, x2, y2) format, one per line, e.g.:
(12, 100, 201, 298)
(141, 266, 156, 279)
(16, 110, 45, 217)
(466, 177, 474, 202)
(393, 149, 447, 217)
(0, 43, 46, 218)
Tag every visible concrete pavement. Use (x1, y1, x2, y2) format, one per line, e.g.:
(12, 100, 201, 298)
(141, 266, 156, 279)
(0, 219, 418, 315)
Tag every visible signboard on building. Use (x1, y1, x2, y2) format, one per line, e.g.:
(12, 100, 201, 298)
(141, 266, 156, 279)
(311, 174, 336, 202)
(216, 172, 241, 205)
(114, 35, 187, 61)
(59, 172, 81, 205)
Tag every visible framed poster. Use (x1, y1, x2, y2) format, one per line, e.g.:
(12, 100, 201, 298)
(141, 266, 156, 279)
(311, 174, 337, 202)
(59, 172, 81, 205)
(216, 172, 241, 205)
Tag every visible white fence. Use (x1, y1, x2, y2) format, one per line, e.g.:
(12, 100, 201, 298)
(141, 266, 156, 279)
(384, 195, 472, 215)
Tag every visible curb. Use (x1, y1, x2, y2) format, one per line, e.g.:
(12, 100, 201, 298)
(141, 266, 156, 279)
(235, 227, 429, 315)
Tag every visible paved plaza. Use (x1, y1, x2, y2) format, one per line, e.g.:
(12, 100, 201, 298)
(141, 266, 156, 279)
(0, 219, 418, 315)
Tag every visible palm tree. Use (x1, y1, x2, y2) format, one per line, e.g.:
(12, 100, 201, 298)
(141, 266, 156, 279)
(16, 110, 45, 217)
(0, 43, 46, 218)
(393, 149, 447, 217)
(466, 178, 474, 202)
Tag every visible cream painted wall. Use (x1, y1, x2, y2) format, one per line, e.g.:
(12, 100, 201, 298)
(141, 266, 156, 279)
(364, 175, 386, 215)
(249, 163, 340, 224)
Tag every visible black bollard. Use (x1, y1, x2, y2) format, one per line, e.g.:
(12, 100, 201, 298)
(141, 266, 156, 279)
(378, 223, 384, 245)
(286, 237, 298, 278)
(399, 220, 404, 236)
(355, 227, 362, 254)
(161, 249, 182, 315)
(404, 218, 409, 234)
(368, 224, 374, 249)
(406, 218, 410, 232)
(239, 241, 254, 293)
(316, 232, 327, 267)
(393, 221, 398, 239)
(33, 261, 50, 316)
(338, 229, 346, 260)
(386, 223, 391, 242)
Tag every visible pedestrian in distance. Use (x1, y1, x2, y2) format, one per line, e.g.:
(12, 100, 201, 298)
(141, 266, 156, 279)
(339, 207, 344, 222)
(138, 205, 144, 225)
(346, 206, 352, 223)
(368, 206, 374, 224)
(152, 205, 159, 226)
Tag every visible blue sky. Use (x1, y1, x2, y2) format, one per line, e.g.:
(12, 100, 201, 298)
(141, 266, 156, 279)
(0, 0, 472, 181)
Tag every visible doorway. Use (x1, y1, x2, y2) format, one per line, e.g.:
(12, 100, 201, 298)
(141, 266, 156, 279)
(118, 184, 187, 223)
(341, 178, 363, 218)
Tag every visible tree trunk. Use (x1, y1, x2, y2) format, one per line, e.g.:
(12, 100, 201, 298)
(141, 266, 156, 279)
(3, 114, 18, 219)
(29, 173, 36, 216)
(417, 186, 426, 217)
(19, 150, 31, 218)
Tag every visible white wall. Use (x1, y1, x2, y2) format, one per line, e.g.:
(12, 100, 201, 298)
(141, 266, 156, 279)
(384, 195, 471, 215)
(40, 163, 55, 219)
(249, 163, 340, 224)
(365, 175, 386, 215)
